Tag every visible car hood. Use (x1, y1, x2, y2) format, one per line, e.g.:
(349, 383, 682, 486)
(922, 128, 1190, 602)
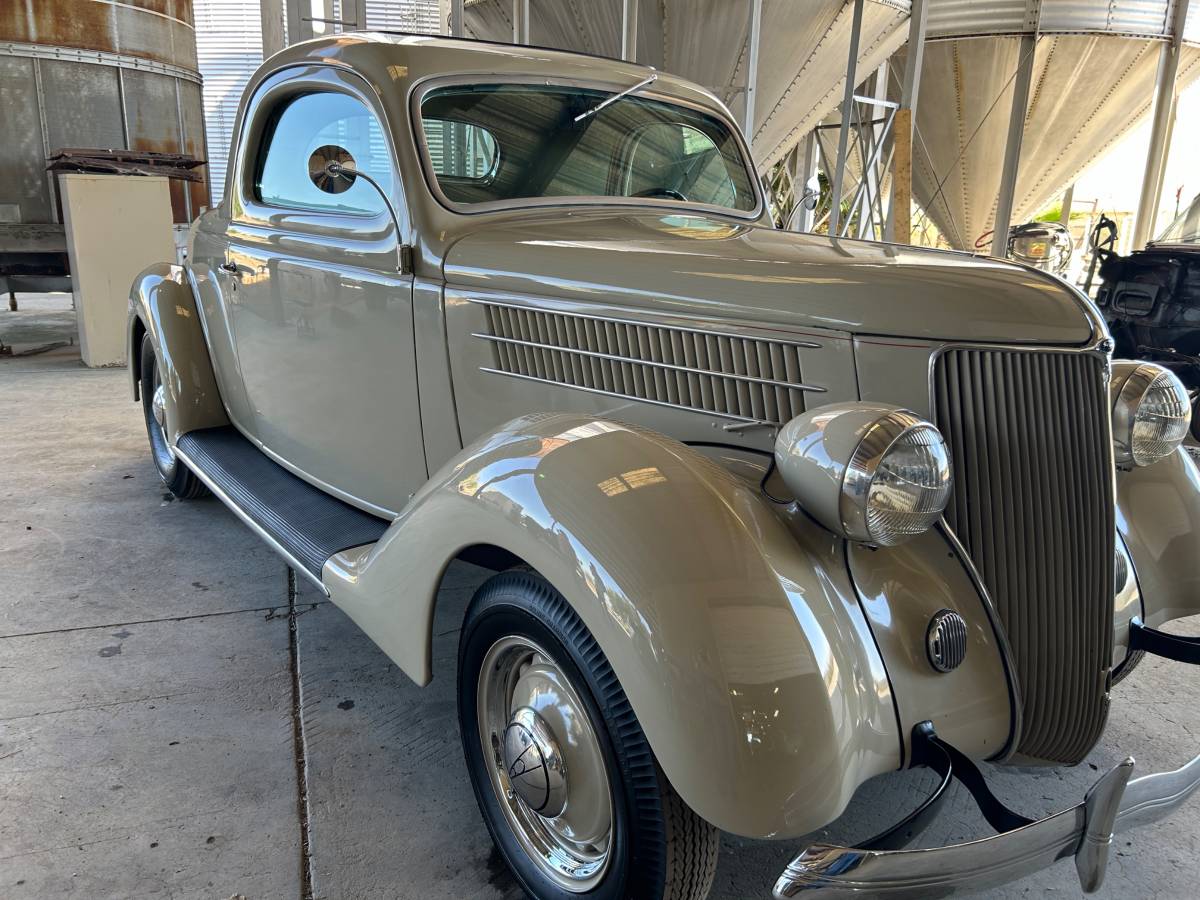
(442, 212, 1096, 345)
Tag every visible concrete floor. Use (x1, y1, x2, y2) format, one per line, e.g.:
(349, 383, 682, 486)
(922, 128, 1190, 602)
(3, 296, 1200, 898)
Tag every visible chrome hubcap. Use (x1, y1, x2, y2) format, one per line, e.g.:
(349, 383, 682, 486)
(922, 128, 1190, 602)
(478, 636, 613, 892)
(152, 383, 167, 428)
(503, 706, 568, 816)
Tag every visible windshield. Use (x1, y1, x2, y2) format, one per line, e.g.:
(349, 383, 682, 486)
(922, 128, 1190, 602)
(1154, 192, 1200, 245)
(418, 83, 758, 214)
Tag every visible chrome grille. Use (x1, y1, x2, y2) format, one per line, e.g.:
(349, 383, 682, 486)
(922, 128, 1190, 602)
(473, 299, 825, 425)
(934, 348, 1114, 764)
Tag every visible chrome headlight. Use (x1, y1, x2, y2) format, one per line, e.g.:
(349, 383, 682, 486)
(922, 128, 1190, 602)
(775, 403, 952, 546)
(1111, 362, 1191, 467)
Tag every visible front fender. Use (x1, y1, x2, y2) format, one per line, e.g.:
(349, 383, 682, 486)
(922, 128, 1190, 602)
(128, 263, 227, 443)
(1118, 448, 1200, 633)
(322, 414, 901, 839)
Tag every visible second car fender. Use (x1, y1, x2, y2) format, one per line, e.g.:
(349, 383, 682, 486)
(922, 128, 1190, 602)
(322, 413, 901, 839)
(128, 263, 228, 443)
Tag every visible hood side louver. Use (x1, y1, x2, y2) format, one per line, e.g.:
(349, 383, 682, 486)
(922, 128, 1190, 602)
(470, 298, 825, 426)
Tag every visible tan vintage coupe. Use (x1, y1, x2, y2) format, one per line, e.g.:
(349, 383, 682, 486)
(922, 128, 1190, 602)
(128, 32, 1200, 900)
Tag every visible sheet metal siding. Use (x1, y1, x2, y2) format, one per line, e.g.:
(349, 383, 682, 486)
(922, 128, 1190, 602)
(0, 0, 207, 226)
(935, 349, 1114, 764)
(928, 0, 1182, 38)
(481, 304, 811, 425)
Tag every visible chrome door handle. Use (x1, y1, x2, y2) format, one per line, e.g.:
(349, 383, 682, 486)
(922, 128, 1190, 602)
(218, 261, 240, 275)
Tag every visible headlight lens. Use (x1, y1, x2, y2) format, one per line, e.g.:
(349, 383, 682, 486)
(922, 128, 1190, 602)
(1111, 362, 1191, 467)
(841, 412, 953, 546)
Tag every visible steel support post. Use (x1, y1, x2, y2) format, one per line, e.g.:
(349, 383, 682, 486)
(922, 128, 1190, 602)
(830, 0, 865, 236)
(285, 0, 307, 43)
(261, 0, 286, 55)
(888, 0, 927, 242)
(513, 0, 530, 44)
(342, 0, 366, 30)
(1059, 183, 1074, 227)
(990, 31, 1037, 258)
(450, 0, 464, 37)
(622, 0, 639, 61)
(1133, 0, 1191, 249)
(796, 131, 818, 232)
(743, 0, 763, 147)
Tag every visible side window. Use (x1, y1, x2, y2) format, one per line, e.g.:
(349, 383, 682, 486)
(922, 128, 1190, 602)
(255, 91, 394, 215)
(423, 118, 499, 180)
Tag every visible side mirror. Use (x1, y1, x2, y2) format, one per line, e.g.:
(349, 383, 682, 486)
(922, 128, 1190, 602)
(801, 174, 820, 211)
(323, 160, 413, 275)
(309, 145, 357, 194)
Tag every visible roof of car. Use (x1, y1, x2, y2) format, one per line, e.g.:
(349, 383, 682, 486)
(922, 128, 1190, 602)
(261, 31, 729, 115)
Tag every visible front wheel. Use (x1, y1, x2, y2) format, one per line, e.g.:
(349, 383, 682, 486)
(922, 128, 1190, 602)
(139, 332, 209, 500)
(458, 570, 718, 900)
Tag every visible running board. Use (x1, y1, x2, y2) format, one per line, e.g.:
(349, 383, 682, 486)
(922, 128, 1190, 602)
(175, 426, 390, 592)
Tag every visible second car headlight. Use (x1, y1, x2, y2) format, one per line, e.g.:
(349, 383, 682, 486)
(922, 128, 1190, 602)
(1111, 362, 1191, 467)
(775, 403, 952, 546)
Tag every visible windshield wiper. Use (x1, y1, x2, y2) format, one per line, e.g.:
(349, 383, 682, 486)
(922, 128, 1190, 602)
(574, 68, 658, 124)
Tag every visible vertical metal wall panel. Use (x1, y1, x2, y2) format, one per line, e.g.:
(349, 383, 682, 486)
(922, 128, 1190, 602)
(178, 80, 211, 211)
(365, 1, 441, 31)
(193, 0, 265, 204)
(38, 60, 126, 154)
(193, 1, 440, 204)
(0, 55, 50, 223)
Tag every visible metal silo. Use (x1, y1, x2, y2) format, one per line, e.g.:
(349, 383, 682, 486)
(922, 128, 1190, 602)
(0, 0, 208, 291)
(461, 0, 912, 170)
(906, 0, 1200, 250)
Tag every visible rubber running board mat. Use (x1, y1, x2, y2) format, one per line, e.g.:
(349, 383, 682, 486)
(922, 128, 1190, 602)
(177, 426, 389, 580)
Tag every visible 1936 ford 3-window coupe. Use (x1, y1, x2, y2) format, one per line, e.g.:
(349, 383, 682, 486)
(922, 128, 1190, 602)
(129, 33, 1200, 900)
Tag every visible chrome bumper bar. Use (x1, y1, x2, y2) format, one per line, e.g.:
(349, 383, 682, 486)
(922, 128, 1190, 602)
(774, 722, 1200, 898)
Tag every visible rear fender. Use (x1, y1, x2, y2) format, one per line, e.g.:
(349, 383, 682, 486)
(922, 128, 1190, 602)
(127, 263, 228, 442)
(322, 413, 901, 839)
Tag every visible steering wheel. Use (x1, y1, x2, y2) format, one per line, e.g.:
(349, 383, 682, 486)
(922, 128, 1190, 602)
(633, 187, 687, 201)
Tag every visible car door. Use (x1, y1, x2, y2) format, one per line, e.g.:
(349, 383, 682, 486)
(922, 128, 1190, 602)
(217, 67, 425, 516)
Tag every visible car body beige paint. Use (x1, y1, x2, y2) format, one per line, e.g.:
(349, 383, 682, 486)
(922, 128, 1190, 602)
(1118, 448, 1200, 629)
(322, 412, 900, 839)
(129, 33, 1200, 844)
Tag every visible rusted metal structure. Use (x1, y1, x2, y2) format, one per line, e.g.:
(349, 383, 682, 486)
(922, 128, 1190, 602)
(0, 0, 208, 295)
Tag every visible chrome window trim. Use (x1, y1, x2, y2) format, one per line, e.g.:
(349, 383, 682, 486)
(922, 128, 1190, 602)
(228, 63, 409, 240)
(407, 72, 767, 222)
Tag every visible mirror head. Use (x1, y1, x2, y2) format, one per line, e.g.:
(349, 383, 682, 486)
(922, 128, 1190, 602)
(308, 144, 357, 194)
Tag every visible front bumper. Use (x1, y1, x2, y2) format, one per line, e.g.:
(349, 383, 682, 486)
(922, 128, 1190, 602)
(775, 718, 1200, 898)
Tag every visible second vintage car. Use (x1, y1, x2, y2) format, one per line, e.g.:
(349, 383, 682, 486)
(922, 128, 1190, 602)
(129, 32, 1200, 900)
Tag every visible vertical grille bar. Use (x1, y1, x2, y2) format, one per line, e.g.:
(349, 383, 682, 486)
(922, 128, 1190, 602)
(935, 348, 1114, 764)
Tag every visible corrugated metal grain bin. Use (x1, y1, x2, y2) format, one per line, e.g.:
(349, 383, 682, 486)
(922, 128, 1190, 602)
(0, 0, 208, 281)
